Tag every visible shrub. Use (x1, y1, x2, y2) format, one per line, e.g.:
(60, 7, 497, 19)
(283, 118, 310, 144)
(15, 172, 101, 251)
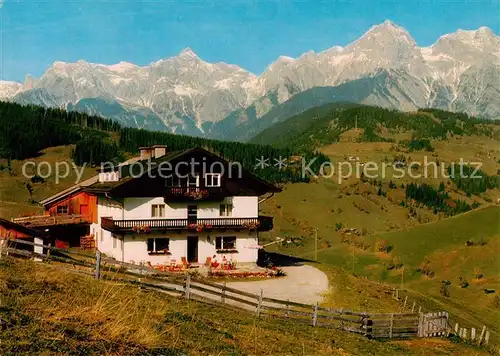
(417, 261, 435, 278)
(30, 174, 45, 183)
(458, 277, 469, 288)
(334, 222, 343, 231)
(375, 239, 393, 253)
(440, 280, 451, 297)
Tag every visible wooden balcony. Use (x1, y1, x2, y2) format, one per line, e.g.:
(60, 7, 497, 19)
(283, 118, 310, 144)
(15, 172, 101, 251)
(164, 187, 227, 202)
(101, 216, 274, 233)
(13, 214, 91, 227)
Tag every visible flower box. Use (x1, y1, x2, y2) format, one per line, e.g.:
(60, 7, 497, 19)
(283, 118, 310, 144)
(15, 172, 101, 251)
(216, 249, 238, 254)
(184, 189, 209, 200)
(148, 249, 170, 255)
(132, 225, 151, 233)
(241, 221, 260, 231)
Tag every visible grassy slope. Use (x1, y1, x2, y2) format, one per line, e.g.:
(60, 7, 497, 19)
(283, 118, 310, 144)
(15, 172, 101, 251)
(258, 131, 500, 346)
(0, 257, 490, 356)
(0, 146, 96, 220)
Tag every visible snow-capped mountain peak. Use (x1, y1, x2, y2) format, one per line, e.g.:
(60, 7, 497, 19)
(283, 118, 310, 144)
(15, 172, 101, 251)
(0, 81, 23, 100)
(103, 61, 139, 73)
(2, 20, 499, 138)
(178, 47, 199, 59)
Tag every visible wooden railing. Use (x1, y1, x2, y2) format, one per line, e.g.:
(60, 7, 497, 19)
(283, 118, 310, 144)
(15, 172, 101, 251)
(12, 214, 91, 227)
(0, 238, 466, 342)
(101, 216, 273, 232)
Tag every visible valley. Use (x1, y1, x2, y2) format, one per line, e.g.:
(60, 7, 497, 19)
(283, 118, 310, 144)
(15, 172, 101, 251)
(1, 101, 499, 354)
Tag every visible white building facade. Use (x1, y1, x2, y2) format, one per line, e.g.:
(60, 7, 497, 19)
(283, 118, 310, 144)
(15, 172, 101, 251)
(88, 147, 278, 266)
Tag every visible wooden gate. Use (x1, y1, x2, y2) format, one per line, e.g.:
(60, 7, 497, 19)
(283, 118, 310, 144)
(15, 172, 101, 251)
(418, 312, 449, 337)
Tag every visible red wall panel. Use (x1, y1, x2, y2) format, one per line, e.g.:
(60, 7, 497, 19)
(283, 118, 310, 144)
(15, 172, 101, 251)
(45, 192, 98, 223)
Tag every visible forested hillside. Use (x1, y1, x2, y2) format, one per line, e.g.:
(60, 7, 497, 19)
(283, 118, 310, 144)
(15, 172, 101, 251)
(250, 104, 499, 149)
(0, 101, 327, 183)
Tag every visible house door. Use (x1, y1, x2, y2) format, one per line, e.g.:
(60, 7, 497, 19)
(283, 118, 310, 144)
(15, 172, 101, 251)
(187, 205, 197, 224)
(187, 236, 198, 263)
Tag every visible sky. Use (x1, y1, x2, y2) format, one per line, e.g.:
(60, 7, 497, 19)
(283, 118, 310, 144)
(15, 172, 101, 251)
(1, 0, 499, 82)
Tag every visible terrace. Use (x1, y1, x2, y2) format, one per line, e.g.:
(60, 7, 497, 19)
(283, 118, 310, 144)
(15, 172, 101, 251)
(101, 216, 274, 233)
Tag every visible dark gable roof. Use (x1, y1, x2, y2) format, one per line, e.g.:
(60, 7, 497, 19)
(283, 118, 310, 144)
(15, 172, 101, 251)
(85, 147, 281, 195)
(0, 218, 49, 239)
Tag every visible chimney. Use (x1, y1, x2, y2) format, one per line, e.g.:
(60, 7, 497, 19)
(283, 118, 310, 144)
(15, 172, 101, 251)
(139, 147, 153, 161)
(153, 145, 167, 159)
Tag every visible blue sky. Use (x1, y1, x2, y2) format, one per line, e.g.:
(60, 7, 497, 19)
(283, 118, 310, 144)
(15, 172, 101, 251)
(1, 0, 499, 82)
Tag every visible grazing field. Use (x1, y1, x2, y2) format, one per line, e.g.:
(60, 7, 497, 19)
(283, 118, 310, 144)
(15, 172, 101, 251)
(0, 257, 491, 355)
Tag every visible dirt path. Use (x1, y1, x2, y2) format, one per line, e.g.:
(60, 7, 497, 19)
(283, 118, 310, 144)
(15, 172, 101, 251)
(226, 265, 329, 305)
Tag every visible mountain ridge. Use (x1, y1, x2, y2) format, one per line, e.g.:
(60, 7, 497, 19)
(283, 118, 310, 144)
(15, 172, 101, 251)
(2, 20, 499, 139)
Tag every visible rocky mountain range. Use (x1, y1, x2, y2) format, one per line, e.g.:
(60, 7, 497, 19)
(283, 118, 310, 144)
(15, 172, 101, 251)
(1, 20, 499, 140)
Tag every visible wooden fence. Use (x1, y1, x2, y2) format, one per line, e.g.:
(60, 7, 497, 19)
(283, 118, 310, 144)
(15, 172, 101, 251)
(394, 288, 491, 346)
(0, 238, 462, 341)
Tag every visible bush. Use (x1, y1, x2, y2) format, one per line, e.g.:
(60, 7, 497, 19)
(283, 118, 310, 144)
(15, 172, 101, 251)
(417, 261, 435, 278)
(440, 280, 451, 297)
(30, 174, 45, 184)
(458, 277, 469, 288)
(334, 222, 343, 231)
(375, 239, 393, 253)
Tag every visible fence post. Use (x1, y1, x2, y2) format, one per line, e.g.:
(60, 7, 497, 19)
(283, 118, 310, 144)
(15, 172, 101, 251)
(0, 238, 6, 259)
(471, 327, 476, 341)
(365, 318, 373, 339)
(484, 331, 490, 345)
(389, 313, 394, 338)
(312, 302, 318, 327)
(418, 312, 425, 337)
(411, 301, 416, 313)
(185, 274, 191, 299)
(478, 325, 486, 345)
(454, 323, 459, 334)
(444, 312, 450, 337)
(256, 288, 263, 317)
(47, 243, 51, 258)
(95, 250, 101, 279)
(285, 300, 290, 319)
(403, 295, 408, 308)
(221, 282, 226, 304)
(463, 328, 468, 340)
(418, 306, 422, 314)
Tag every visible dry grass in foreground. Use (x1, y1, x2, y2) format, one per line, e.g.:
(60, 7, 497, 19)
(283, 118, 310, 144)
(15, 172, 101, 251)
(0, 257, 492, 355)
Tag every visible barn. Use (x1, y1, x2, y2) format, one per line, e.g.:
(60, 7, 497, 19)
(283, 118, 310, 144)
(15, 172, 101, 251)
(0, 218, 50, 255)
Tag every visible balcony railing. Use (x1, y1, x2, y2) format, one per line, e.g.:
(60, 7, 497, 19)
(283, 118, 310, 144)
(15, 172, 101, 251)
(101, 216, 273, 233)
(13, 214, 91, 227)
(164, 186, 226, 201)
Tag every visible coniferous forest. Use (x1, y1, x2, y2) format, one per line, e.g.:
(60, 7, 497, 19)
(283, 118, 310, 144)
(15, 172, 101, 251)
(0, 101, 328, 183)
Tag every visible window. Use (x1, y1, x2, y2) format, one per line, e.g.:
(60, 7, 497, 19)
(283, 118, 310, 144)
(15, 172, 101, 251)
(56, 205, 68, 214)
(188, 174, 199, 187)
(205, 173, 221, 187)
(151, 204, 165, 218)
(219, 204, 233, 216)
(147, 238, 170, 254)
(165, 175, 182, 187)
(215, 236, 237, 252)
